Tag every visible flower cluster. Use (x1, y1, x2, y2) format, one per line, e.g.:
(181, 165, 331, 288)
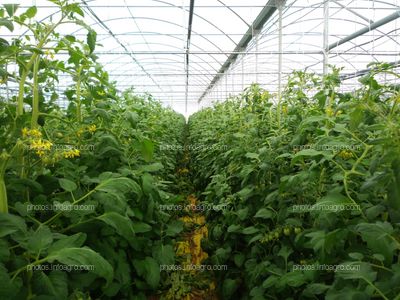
(77, 124, 97, 137)
(88, 124, 97, 133)
(22, 127, 42, 138)
(337, 149, 354, 160)
(22, 128, 53, 157)
(63, 149, 80, 158)
(29, 139, 53, 157)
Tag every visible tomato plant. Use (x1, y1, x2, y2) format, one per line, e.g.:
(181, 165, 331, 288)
(189, 66, 400, 299)
(0, 2, 186, 299)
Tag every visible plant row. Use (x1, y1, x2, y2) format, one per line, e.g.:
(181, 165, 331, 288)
(188, 65, 400, 299)
(1, 2, 186, 299)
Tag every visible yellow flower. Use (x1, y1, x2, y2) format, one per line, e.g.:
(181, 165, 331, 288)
(337, 150, 354, 160)
(63, 149, 80, 158)
(30, 139, 52, 152)
(36, 150, 45, 157)
(22, 128, 42, 138)
(77, 128, 84, 137)
(72, 149, 80, 157)
(178, 168, 189, 175)
(45, 49, 54, 59)
(22, 127, 29, 138)
(88, 124, 97, 133)
(325, 107, 334, 117)
(176, 241, 190, 256)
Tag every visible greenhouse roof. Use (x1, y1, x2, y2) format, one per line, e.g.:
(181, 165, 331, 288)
(1, 0, 400, 116)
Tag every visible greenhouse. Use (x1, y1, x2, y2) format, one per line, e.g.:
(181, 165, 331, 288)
(0, 0, 399, 299)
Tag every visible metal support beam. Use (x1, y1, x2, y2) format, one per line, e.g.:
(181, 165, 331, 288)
(198, 0, 279, 102)
(255, 30, 260, 83)
(185, 0, 195, 113)
(277, 1, 284, 102)
(327, 10, 400, 51)
(322, 0, 329, 75)
(340, 59, 400, 81)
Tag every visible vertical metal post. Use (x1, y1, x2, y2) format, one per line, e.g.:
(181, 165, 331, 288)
(225, 72, 228, 99)
(255, 31, 259, 83)
(323, 0, 329, 75)
(182, 0, 186, 111)
(277, 1, 283, 102)
(241, 53, 244, 90)
(232, 63, 234, 94)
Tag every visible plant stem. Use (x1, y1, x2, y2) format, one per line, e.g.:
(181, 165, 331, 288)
(76, 65, 84, 123)
(16, 18, 64, 116)
(31, 56, 40, 128)
(0, 155, 9, 213)
(0, 175, 8, 213)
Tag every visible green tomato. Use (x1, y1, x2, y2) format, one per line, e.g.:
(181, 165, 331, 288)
(274, 232, 280, 239)
(294, 227, 302, 234)
(283, 227, 291, 236)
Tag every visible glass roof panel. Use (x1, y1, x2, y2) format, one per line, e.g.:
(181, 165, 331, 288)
(1, 0, 399, 116)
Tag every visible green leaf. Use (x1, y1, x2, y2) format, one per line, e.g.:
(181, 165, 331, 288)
(388, 158, 400, 221)
(350, 106, 364, 130)
(237, 207, 248, 220)
(242, 226, 259, 235)
(65, 35, 76, 43)
(227, 224, 241, 233)
(48, 233, 86, 253)
(245, 152, 259, 160)
(139, 162, 163, 173)
(140, 138, 154, 162)
(97, 177, 141, 196)
(141, 173, 154, 196)
(58, 178, 77, 192)
(262, 275, 279, 288)
(87, 29, 97, 54)
(25, 6, 37, 18)
(133, 257, 160, 289)
(233, 253, 245, 267)
(248, 233, 263, 244)
(301, 115, 329, 126)
(281, 271, 307, 287)
(0, 213, 27, 237)
(236, 186, 253, 200)
(312, 192, 353, 212)
(0, 264, 22, 298)
(9, 178, 43, 193)
(304, 283, 330, 295)
(0, 18, 14, 31)
(254, 208, 274, 219)
(355, 222, 397, 263)
(27, 226, 53, 253)
(335, 262, 376, 282)
(294, 149, 325, 158)
(65, 3, 84, 17)
(165, 220, 183, 236)
(0, 240, 10, 262)
(277, 245, 293, 261)
(222, 278, 238, 298)
(3, 4, 19, 17)
(46, 247, 113, 285)
(348, 252, 364, 260)
(97, 212, 135, 239)
(132, 221, 152, 234)
(153, 244, 175, 265)
(32, 271, 68, 298)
